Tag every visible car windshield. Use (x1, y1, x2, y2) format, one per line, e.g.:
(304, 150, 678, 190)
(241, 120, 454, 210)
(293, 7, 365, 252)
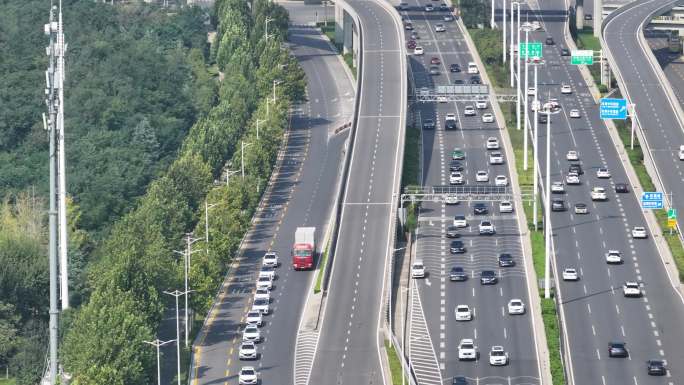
(461, 343, 473, 349)
(242, 369, 255, 375)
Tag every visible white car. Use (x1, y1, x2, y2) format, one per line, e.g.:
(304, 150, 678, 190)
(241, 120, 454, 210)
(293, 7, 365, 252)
(252, 298, 270, 315)
(489, 346, 509, 366)
(458, 339, 477, 360)
(632, 226, 648, 239)
(262, 252, 279, 267)
(560, 84, 572, 94)
(494, 175, 508, 186)
(499, 200, 514, 213)
(678, 145, 684, 160)
(467, 62, 479, 74)
(411, 260, 425, 278)
(591, 187, 607, 201)
(242, 324, 261, 342)
(562, 268, 579, 281)
(551, 181, 564, 193)
(239, 366, 258, 385)
(464, 105, 476, 116)
(414, 46, 424, 55)
(569, 109, 581, 118)
(424, 4, 434, 11)
(623, 281, 643, 297)
(475, 170, 489, 182)
(254, 287, 270, 302)
(482, 113, 494, 123)
(605, 250, 623, 264)
(455, 305, 472, 321)
(256, 275, 273, 290)
(239, 341, 258, 360)
(450, 171, 464, 185)
(453, 215, 467, 228)
(596, 168, 611, 178)
(478, 220, 495, 234)
(245, 310, 263, 326)
(444, 14, 454, 21)
(566, 172, 580, 185)
(476, 99, 488, 109)
(259, 266, 276, 281)
(489, 152, 504, 165)
(445, 113, 457, 122)
(434, 23, 446, 32)
(531, 20, 542, 30)
(566, 150, 579, 161)
(507, 299, 525, 315)
(444, 194, 459, 205)
(486, 137, 500, 149)
(437, 95, 447, 103)
(527, 87, 536, 96)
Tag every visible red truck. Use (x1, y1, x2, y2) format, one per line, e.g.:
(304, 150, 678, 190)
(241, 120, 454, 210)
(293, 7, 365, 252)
(292, 227, 315, 270)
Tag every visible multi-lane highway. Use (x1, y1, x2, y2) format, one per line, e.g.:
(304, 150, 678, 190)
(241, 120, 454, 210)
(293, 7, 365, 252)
(515, 0, 684, 383)
(307, 0, 407, 383)
(189, 25, 353, 385)
(400, 2, 543, 384)
(603, 0, 684, 233)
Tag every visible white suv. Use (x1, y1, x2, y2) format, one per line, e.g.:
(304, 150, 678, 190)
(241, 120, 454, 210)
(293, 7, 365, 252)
(605, 250, 623, 264)
(458, 339, 477, 360)
(486, 137, 500, 149)
(591, 187, 607, 201)
(450, 171, 464, 185)
(411, 260, 425, 278)
(623, 281, 643, 297)
(499, 200, 513, 213)
(632, 226, 647, 239)
(489, 151, 504, 165)
(489, 346, 509, 366)
(478, 220, 495, 235)
(455, 305, 472, 321)
(263, 252, 279, 267)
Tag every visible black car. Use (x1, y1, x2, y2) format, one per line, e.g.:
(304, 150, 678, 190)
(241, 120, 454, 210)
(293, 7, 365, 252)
(453, 79, 465, 85)
(538, 114, 548, 124)
(569, 164, 584, 175)
(647, 360, 667, 375)
(473, 203, 488, 215)
(439, 3, 449, 11)
(452, 376, 468, 385)
(498, 253, 515, 267)
(450, 240, 466, 254)
(446, 225, 461, 238)
(469, 75, 481, 84)
(445, 120, 458, 130)
(480, 270, 498, 285)
(545, 37, 555, 45)
(423, 119, 435, 130)
(450, 63, 461, 72)
(584, 13, 593, 21)
(608, 342, 628, 358)
(449, 160, 463, 171)
(449, 267, 468, 281)
(615, 183, 629, 193)
(551, 199, 566, 211)
(560, 47, 570, 56)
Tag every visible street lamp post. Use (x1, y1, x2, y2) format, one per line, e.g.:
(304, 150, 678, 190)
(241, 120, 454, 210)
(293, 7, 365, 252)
(173, 234, 200, 348)
(163, 290, 186, 385)
(544, 95, 552, 299)
(629, 104, 637, 150)
(533, 64, 540, 230)
(256, 119, 266, 140)
(400, 285, 409, 385)
(510, 2, 520, 88)
(523, 28, 530, 167)
(224, 169, 239, 186)
(205, 202, 218, 255)
(143, 339, 176, 385)
(273, 79, 282, 104)
(503, 0, 507, 63)
(491, 0, 495, 28)
(265, 17, 273, 40)
(241, 141, 253, 180)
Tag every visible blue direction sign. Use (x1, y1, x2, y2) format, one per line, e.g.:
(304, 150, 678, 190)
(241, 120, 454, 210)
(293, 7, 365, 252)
(599, 98, 628, 120)
(641, 192, 664, 209)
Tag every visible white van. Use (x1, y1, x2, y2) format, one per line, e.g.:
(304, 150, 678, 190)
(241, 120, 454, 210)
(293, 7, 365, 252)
(411, 260, 425, 278)
(467, 62, 479, 74)
(678, 145, 684, 160)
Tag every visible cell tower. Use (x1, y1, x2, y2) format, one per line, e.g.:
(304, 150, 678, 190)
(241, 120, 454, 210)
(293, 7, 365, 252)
(42, 0, 68, 384)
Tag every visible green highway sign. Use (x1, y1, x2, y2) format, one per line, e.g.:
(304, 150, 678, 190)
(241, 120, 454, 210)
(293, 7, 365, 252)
(571, 50, 594, 65)
(668, 208, 677, 219)
(520, 42, 543, 59)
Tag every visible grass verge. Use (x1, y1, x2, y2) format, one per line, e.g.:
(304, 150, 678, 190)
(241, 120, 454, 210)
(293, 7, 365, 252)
(385, 340, 407, 385)
(402, 123, 421, 187)
(574, 28, 605, 91)
(0, 379, 15, 385)
(542, 299, 565, 385)
(343, 52, 356, 79)
(314, 242, 330, 294)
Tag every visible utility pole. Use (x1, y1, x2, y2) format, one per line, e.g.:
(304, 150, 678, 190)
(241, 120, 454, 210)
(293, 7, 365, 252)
(163, 290, 186, 385)
(503, 0, 507, 63)
(544, 93, 552, 299)
(241, 141, 253, 179)
(510, 2, 520, 87)
(523, 28, 530, 168)
(180, 234, 200, 348)
(56, 0, 69, 311)
(533, 64, 539, 230)
(205, 202, 217, 255)
(265, 17, 273, 40)
(143, 339, 176, 385)
(273, 79, 282, 104)
(256, 119, 265, 140)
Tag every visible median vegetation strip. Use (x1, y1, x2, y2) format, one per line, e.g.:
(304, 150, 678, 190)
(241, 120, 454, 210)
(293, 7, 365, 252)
(385, 340, 407, 385)
(314, 242, 330, 294)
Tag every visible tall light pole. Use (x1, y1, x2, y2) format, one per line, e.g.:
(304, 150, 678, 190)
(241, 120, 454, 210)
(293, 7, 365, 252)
(181, 234, 200, 348)
(143, 339, 176, 385)
(400, 285, 409, 385)
(522, 27, 530, 167)
(205, 202, 218, 255)
(265, 17, 273, 40)
(629, 104, 637, 150)
(544, 94, 552, 299)
(273, 79, 282, 104)
(256, 119, 265, 140)
(533, 64, 540, 230)
(241, 141, 253, 180)
(224, 169, 239, 186)
(503, 0, 507, 63)
(510, 2, 520, 88)
(163, 290, 186, 385)
(491, 0, 495, 28)
(56, 0, 69, 311)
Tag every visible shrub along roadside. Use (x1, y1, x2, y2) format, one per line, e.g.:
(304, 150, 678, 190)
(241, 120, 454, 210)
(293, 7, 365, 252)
(60, 1, 306, 384)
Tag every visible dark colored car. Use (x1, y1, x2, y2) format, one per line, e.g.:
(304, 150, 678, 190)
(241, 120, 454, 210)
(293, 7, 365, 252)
(449, 267, 468, 281)
(647, 360, 667, 375)
(449, 160, 463, 171)
(423, 119, 435, 130)
(538, 114, 548, 124)
(480, 270, 498, 285)
(405, 22, 414, 30)
(551, 199, 566, 212)
(584, 13, 593, 21)
(446, 225, 461, 238)
(473, 203, 488, 215)
(560, 47, 570, 56)
(608, 342, 628, 358)
(450, 240, 466, 254)
(545, 37, 555, 45)
(452, 377, 468, 385)
(411, 32, 419, 40)
(615, 183, 629, 193)
(498, 253, 515, 267)
(445, 120, 458, 130)
(407, 40, 417, 49)
(450, 63, 461, 72)
(569, 164, 584, 175)
(439, 3, 449, 11)
(469, 76, 481, 84)
(453, 79, 465, 85)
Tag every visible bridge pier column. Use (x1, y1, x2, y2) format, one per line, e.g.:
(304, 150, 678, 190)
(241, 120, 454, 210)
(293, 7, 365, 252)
(594, 0, 602, 36)
(335, 3, 344, 49)
(576, 0, 584, 30)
